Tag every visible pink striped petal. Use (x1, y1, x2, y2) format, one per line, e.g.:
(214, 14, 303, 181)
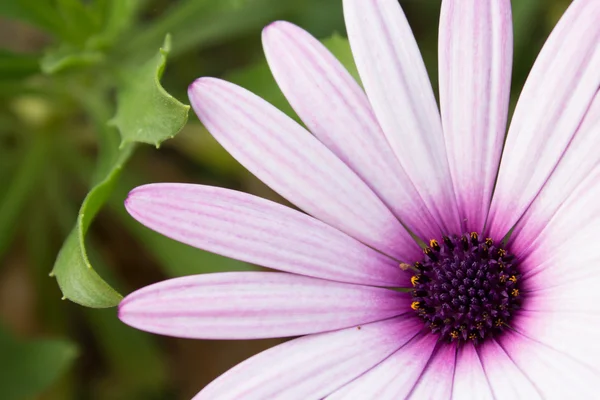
(439, 0, 512, 233)
(478, 339, 541, 399)
(343, 0, 461, 235)
(498, 331, 600, 398)
(194, 316, 423, 400)
(407, 343, 457, 400)
(188, 78, 420, 261)
(451, 343, 494, 400)
(509, 91, 600, 259)
(486, 0, 600, 240)
(119, 272, 411, 339)
(125, 183, 411, 287)
(262, 21, 442, 240)
(326, 333, 437, 399)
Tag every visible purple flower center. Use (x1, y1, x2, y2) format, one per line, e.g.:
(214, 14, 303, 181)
(410, 233, 521, 345)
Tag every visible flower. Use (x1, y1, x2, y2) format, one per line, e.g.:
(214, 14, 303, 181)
(119, 0, 600, 398)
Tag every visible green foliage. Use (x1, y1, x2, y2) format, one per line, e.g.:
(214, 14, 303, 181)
(0, 325, 77, 400)
(51, 143, 133, 308)
(110, 35, 190, 147)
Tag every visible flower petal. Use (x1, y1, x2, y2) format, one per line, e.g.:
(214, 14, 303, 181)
(405, 343, 456, 400)
(478, 339, 541, 399)
(343, 0, 461, 235)
(188, 77, 420, 260)
(509, 91, 600, 259)
(119, 272, 412, 340)
(438, 0, 512, 233)
(451, 343, 494, 400)
(486, 0, 600, 239)
(498, 331, 600, 399)
(125, 183, 411, 287)
(325, 333, 437, 399)
(194, 316, 423, 400)
(262, 21, 442, 240)
(513, 310, 600, 374)
(510, 165, 600, 283)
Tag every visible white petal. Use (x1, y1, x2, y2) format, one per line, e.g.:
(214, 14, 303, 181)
(188, 78, 421, 260)
(407, 343, 457, 400)
(119, 272, 411, 339)
(487, 0, 600, 239)
(262, 21, 443, 240)
(499, 331, 600, 399)
(126, 183, 411, 287)
(478, 339, 541, 399)
(439, 0, 512, 233)
(344, 0, 461, 235)
(326, 333, 437, 399)
(194, 316, 423, 400)
(451, 343, 494, 400)
(509, 91, 600, 259)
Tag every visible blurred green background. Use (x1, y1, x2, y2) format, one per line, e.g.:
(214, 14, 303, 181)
(0, 0, 571, 398)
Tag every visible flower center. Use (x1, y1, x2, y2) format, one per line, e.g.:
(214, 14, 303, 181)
(410, 233, 521, 345)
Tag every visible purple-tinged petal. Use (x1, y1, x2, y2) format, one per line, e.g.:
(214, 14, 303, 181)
(119, 272, 412, 340)
(498, 331, 600, 399)
(326, 333, 437, 399)
(262, 21, 442, 240)
(439, 0, 512, 233)
(188, 77, 420, 261)
(509, 91, 600, 259)
(193, 316, 423, 400)
(509, 165, 600, 283)
(407, 343, 457, 400)
(343, 0, 461, 235)
(125, 183, 411, 287)
(451, 343, 494, 400)
(478, 339, 541, 399)
(486, 0, 600, 240)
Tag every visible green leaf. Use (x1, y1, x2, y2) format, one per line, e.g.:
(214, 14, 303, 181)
(52, 36, 188, 308)
(0, 325, 78, 400)
(51, 143, 134, 308)
(110, 34, 190, 147)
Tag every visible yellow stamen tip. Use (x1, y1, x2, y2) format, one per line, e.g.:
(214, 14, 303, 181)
(411, 301, 421, 310)
(411, 275, 419, 286)
(511, 288, 520, 297)
(429, 239, 440, 250)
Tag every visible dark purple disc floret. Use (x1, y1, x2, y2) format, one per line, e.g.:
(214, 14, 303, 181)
(411, 233, 522, 345)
